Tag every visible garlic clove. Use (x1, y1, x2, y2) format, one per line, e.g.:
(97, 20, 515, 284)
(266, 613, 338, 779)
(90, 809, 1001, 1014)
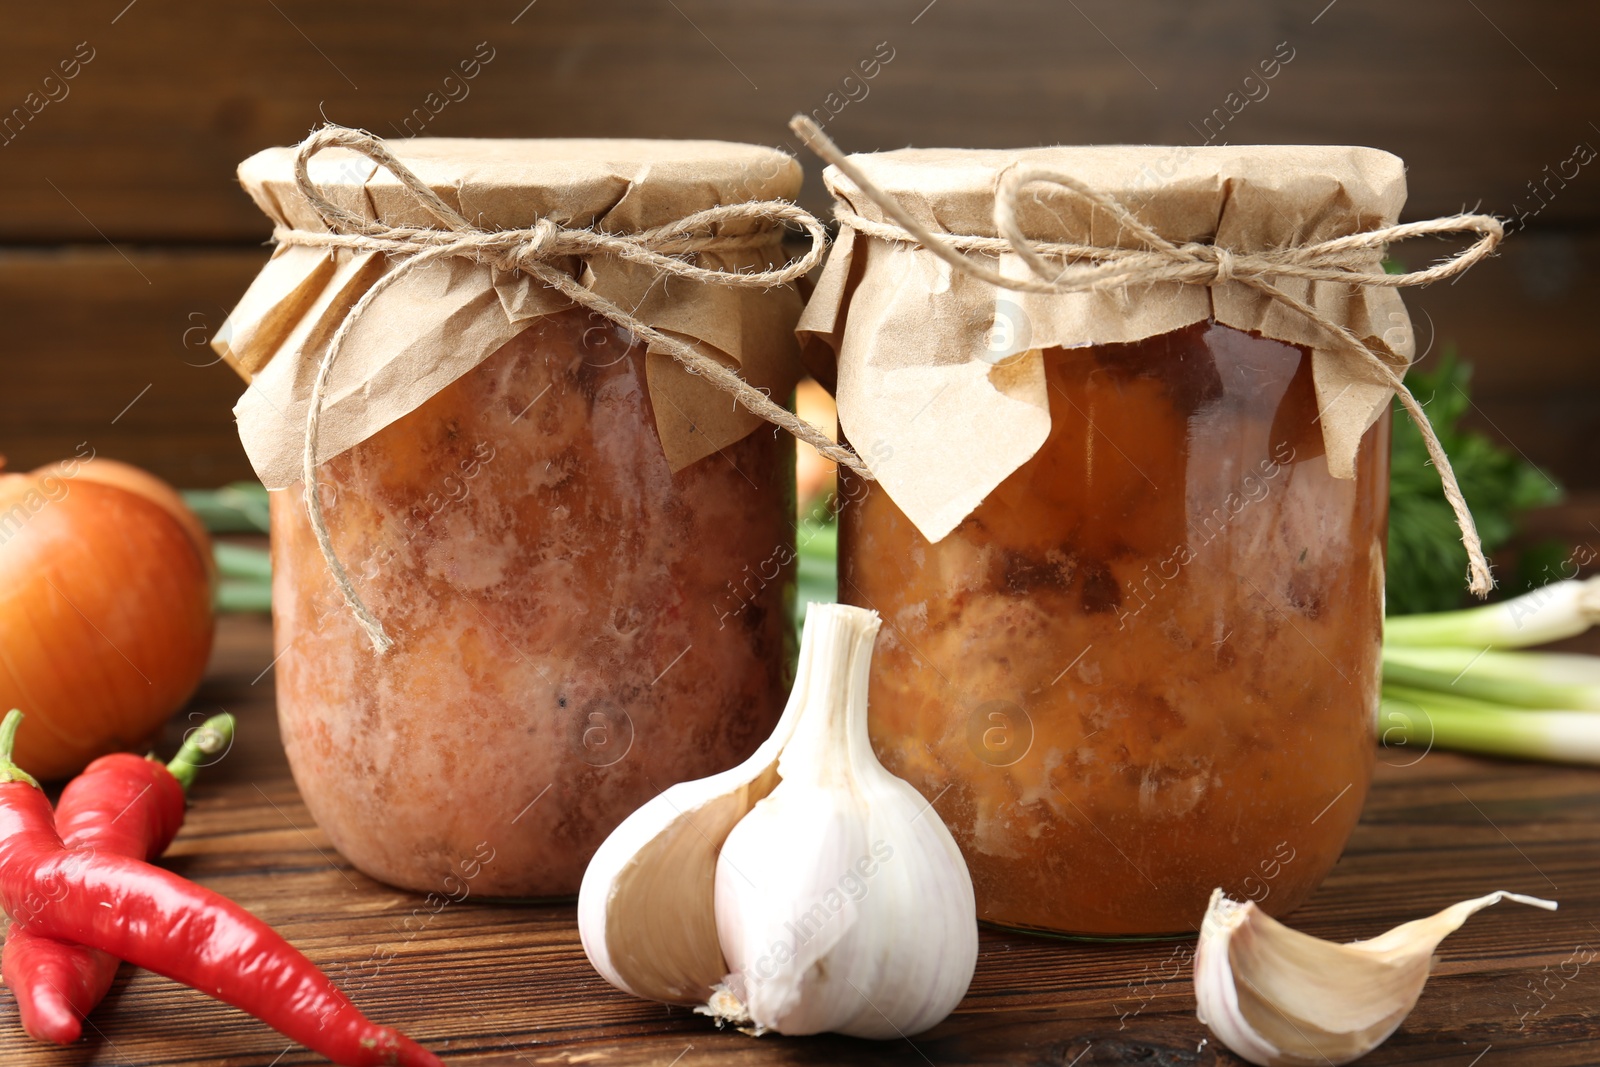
(575, 773, 770, 1005)
(576, 618, 821, 1004)
(707, 801, 877, 1035)
(1195, 887, 1558, 1066)
(705, 605, 978, 1038)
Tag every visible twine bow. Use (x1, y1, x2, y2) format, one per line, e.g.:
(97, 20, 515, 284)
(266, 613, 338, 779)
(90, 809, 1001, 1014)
(280, 125, 862, 653)
(790, 114, 1503, 601)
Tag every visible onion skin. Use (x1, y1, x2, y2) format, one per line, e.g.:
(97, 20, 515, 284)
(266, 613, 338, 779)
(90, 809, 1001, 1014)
(45, 456, 216, 584)
(0, 472, 214, 781)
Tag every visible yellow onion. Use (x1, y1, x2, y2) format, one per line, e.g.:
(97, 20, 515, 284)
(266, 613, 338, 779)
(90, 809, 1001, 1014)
(63, 455, 217, 583)
(0, 456, 214, 779)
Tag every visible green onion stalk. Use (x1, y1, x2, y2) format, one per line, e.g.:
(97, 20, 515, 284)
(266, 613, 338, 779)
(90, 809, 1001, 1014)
(1385, 576, 1600, 649)
(1378, 575, 1600, 766)
(1378, 687, 1600, 765)
(183, 486, 274, 613)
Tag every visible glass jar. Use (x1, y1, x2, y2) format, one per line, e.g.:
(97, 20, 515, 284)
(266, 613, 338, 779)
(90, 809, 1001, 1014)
(841, 322, 1387, 936)
(220, 135, 808, 898)
(270, 308, 794, 897)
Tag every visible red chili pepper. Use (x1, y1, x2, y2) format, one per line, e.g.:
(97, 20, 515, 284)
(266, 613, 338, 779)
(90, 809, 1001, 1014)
(0, 712, 442, 1067)
(2, 713, 232, 1044)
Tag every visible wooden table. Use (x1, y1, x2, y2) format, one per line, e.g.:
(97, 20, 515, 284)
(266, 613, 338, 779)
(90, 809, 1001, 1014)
(1, 613, 1596, 1067)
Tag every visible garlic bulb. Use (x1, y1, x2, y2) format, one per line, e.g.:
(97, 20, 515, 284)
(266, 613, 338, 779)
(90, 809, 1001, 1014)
(1195, 887, 1557, 1066)
(578, 604, 978, 1038)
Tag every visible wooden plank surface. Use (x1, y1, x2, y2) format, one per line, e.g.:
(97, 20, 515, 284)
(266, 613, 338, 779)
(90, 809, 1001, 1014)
(0, 609, 1596, 1066)
(1, 0, 1596, 240)
(1, 0, 1595, 496)
(1397, 233, 1600, 494)
(1, 235, 1596, 495)
(0, 248, 260, 486)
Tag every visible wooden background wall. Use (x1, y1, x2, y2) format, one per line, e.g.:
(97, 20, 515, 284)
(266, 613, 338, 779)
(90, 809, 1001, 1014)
(1, 0, 1595, 493)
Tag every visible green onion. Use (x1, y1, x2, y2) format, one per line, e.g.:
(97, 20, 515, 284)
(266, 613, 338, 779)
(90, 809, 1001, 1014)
(1381, 645, 1600, 711)
(799, 517, 837, 562)
(1379, 686, 1600, 765)
(214, 541, 271, 583)
(1384, 576, 1600, 649)
(795, 518, 838, 626)
(181, 482, 272, 534)
(1378, 575, 1600, 764)
(216, 579, 272, 614)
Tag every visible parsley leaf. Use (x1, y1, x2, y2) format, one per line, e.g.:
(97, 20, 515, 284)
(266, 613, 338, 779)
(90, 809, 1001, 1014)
(1387, 349, 1563, 615)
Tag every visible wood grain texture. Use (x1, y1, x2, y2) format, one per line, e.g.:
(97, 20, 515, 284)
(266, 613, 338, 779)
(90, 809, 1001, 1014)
(0, 235, 1595, 494)
(0, 249, 258, 485)
(0, 0, 1594, 494)
(0, 610, 1595, 1066)
(0, 0, 1594, 240)
(1400, 232, 1600, 493)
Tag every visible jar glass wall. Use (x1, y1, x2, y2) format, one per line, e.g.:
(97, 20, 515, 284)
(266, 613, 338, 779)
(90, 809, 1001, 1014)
(271, 308, 795, 898)
(841, 321, 1387, 936)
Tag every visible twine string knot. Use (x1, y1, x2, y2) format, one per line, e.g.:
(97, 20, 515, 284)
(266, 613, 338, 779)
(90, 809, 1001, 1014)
(1208, 245, 1236, 284)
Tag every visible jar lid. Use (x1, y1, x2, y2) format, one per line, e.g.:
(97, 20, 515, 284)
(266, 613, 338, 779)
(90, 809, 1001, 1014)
(238, 137, 802, 234)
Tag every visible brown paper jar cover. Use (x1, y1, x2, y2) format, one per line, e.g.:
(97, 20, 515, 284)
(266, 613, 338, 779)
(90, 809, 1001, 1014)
(799, 144, 1412, 543)
(221, 136, 808, 486)
(804, 145, 1396, 935)
(218, 138, 803, 897)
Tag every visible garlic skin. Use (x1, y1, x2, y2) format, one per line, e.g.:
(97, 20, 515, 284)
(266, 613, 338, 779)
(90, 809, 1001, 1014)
(708, 606, 977, 1037)
(576, 637, 810, 1004)
(1195, 887, 1557, 1066)
(577, 604, 977, 1039)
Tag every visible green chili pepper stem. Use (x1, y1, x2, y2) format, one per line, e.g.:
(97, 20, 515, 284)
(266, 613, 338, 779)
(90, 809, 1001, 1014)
(0, 710, 39, 788)
(166, 712, 236, 792)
